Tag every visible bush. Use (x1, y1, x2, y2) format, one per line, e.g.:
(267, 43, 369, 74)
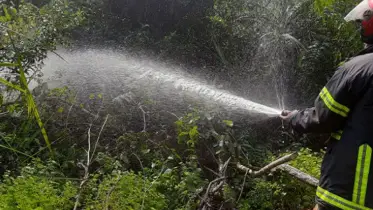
(87, 171, 167, 210)
(0, 175, 77, 210)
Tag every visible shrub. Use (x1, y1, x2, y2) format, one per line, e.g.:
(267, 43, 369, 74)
(0, 174, 77, 210)
(87, 171, 167, 210)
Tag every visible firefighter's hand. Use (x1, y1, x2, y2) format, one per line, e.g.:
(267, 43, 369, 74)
(279, 110, 298, 122)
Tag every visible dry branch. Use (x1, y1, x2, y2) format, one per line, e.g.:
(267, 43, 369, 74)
(199, 177, 226, 209)
(276, 164, 319, 187)
(237, 152, 319, 187)
(237, 153, 298, 177)
(138, 105, 146, 132)
(90, 114, 109, 163)
(73, 115, 109, 210)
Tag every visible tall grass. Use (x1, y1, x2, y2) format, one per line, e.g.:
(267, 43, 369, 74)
(0, 59, 53, 156)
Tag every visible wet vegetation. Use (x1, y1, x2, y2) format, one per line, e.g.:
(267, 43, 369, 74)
(0, 0, 364, 209)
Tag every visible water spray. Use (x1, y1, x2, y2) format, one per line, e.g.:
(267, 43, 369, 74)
(37, 49, 283, 117)
(141, 68, 283, 117)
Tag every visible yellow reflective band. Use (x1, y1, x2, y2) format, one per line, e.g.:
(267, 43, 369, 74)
(353, 144, 372, 206)
(319, 87, 349, 117)
(316, 186, 372, 210)
(321, 87, 350, 113)
(331, 133, 341, 140)
(331, 130, 343, 140)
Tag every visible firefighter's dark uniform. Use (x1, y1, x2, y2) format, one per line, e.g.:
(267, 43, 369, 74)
(289, 46, 373, 210)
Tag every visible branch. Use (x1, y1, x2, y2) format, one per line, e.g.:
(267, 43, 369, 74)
(276, 164, 319, 187)
(90, 114, 109, 163)
(237, 153, 319, 187)
(87, 125, 92, 168)
(65, 91, 80, 129)
(74, 113, 107, 210)
(138, 105, 146, 132)
(199, 177, 226, 208)
(0, 112, 9, 117)
(237, 168, 249, 203)
(236, 153, 298, 177)
(212, 35, 229, 66)
(73, 124, 93, 210)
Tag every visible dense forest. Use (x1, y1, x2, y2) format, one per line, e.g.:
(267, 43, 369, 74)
(0, 0, 365, 209)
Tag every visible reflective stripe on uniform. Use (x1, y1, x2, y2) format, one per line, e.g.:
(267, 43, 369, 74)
(316, 186, 372, 210)
(319, 87, 350, 117)
(353, 144, 372, 206)
(331, 130, 343, 140)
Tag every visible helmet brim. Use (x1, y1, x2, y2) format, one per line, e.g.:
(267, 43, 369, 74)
(344, 0, 372, 21)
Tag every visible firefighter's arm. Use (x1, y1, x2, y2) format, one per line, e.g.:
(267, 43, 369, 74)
(286, 67, 360, 134)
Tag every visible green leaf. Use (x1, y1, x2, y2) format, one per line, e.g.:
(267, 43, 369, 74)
(57, 107, 64, 113)
(189, 126, 199, 140)
(0, 78, 26, 93)
(3, 7, 11, 21)
(0, 62, 19, 67)
(9, 7, 17, 16)
(223, 120, 233, 127)
(17, 59, 53, 157)
(0, 16, 6, 23)
(7, 104, 19, 113)
(0, 144, 34, 159)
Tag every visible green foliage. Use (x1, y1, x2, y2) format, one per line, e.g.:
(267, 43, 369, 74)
(175, 111, 200, 149)
(114, 132, 162, 170)
(0, 0, 85, 157)
(314, 0, 335, 14)
(87, 171, 166, 210)
(289, 148, 324, 178)
(0, 1, 84, 71)
(154, 163, 207, 210)
(0, 168, 77, 210)
(239, 179, 282, 210)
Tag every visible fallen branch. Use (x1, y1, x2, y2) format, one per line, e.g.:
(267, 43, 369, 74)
(237, 153, 319, 187)
(237, 168, 249, 203)
(276, 164, 319, 187)
(237, 153, 298, 177)
(199, 177, 226, 209)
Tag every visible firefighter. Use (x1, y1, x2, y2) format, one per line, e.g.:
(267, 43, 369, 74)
(280, 0, 373, 209)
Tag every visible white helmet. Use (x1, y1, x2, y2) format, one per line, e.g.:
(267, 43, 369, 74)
(344, 0, 373, 21)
